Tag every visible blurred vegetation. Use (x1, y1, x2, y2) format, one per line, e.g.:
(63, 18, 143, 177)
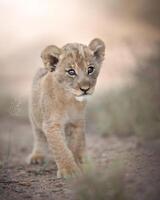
(73, 160, 127, 200)
(87, 49, 160, 139)
(0, 90, 28, 121)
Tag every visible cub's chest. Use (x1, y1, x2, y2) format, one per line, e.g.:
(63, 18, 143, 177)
(65, 102, 86, 123)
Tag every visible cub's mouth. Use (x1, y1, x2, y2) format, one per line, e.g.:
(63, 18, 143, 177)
(75, 94, 92, 102)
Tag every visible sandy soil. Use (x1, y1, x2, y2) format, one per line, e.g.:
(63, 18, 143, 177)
(0, 117, 160, 200)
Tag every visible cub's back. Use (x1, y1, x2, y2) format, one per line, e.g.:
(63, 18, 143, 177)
(32, 68, 48, 86)
(29, 68, 48, 128)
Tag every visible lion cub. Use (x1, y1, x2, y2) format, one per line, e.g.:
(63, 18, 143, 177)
(28, 38, 105, 178)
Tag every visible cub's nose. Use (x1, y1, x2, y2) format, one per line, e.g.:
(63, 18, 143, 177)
(80, 87, 90, 94)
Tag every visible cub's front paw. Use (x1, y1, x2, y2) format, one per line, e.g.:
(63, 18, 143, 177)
(27, 153, 45, 164)
(57, 162, 81, 178)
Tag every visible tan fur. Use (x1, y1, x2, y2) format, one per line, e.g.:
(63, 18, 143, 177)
(28, 38, 105, 178)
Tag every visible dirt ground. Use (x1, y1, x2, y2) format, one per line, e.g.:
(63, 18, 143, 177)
(0, 117, 160, 200)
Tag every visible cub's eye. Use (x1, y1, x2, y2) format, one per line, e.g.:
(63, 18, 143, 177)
(88, 65, 95, 75)
(67, 69, 77, 76)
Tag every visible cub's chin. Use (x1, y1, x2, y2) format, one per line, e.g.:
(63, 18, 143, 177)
(75, 95, 91, 102)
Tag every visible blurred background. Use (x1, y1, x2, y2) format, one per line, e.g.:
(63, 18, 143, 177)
(0, 1, 160, 199)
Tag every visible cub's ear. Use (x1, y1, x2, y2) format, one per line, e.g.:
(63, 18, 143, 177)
(41, 45, 61, 72)
(89, 38, 105, 62)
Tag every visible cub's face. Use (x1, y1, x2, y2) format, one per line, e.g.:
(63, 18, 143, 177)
(41, 38, 105, 101)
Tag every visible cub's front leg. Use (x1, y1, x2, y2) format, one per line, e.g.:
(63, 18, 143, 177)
(43, 121, 80, 178)
(65, 121, 86, 170)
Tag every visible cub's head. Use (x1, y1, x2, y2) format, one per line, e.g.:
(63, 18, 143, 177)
(41, 38, 105, 101)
